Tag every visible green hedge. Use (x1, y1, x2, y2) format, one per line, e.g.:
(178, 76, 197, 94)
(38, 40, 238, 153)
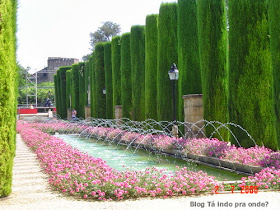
(121, 33, 133, 119)
(0, 0, 17, 197)
(145, 14, 158, 121)
(78, 62, 85, 119)
(178, 0, 202, 122)
(94, 43, 106, 118)
(157, 3, 178, 121)
(71, 63, 80, 117)
(111, 36, 122, 115)
(58, 66, 71, 119)
(130, 25, 145, 121)
(66, 69, 72, 110)
(268, 0, 280, 149)
(228, 0, 277, 149)
(104, 42, 113, 119)
(197, 0, 229, 140)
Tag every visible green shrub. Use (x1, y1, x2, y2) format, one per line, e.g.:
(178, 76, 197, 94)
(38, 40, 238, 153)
(268, 0, 280, 149)
(197, 0, 229, 140)
(0, 0, 17, 197)
(94, 43, 106, 118)
(78, 62, 85, 119)
(121, 33, 133, 119)
(104, 42, 113, 119)
(157, 3, 178, 121)
(131, 25, 145, 121)
(228, 0, 277, 149)
(111, 36, 122, 115)
(145, 14, 158, 121)
(178, 0, 202, 122)
(55, 73, 62, 117)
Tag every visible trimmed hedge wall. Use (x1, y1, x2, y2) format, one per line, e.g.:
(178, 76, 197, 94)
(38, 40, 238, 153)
(104, 42, 113, 119)
(111, 36, 122, 114)
(145, 14, 158, 121)
(121, 33, 133, 119)
(58, 66, 71, 119)
(197, 0, 229, 140)
(71, 63, 80, 117)
(94, 43, 106, 118)
(0, 0, 17, 197)
(157, 3, 178, 121)
(268, 0, 280, 149)
(130, 25, 145, 121)
(78, 62, 86, 119)
(178, 0, 201, 122)
(66, 69, 72, 110)
(228, 0, 278, 149)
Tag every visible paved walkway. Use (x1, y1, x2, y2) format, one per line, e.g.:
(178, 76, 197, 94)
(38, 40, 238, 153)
(0, 135, 279, 210)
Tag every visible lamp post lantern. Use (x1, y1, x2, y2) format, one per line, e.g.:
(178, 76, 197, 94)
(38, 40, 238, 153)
(168, 63, 179, 122)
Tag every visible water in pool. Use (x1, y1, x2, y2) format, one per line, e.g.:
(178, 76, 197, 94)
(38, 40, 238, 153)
(56, 134, 244, 181)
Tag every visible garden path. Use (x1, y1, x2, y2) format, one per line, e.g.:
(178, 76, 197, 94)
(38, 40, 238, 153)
(0, 135, 279, 210)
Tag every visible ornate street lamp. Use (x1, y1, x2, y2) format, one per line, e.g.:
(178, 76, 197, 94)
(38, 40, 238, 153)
(168, 63, 179, 122)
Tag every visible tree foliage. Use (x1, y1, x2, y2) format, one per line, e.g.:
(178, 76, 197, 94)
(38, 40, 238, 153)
(90, 21, 121, 50)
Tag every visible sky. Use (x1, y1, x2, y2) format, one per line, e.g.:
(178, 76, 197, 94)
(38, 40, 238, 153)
(17, 0, 176, 73)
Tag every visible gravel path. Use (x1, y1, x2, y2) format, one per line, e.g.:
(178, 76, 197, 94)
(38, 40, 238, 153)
(0, 135, 279, 210)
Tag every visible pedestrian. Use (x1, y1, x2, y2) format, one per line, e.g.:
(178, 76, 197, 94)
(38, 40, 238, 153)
(72, 108, 77, 120)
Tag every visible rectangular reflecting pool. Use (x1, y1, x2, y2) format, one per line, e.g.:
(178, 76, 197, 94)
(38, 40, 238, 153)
(56, 134, 245, 181)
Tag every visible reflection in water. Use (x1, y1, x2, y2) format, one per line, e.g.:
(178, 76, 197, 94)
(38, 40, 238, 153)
(56, 134, 244, 181)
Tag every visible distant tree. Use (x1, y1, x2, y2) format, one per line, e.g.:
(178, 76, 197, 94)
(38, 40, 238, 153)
(89, 21, 121, 50)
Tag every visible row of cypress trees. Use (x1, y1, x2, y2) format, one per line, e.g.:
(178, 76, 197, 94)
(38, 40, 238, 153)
(0, 0, 18, 197)
(55, 0, 280, 150)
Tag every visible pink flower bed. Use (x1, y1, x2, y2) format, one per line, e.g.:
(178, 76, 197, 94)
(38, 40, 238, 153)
(240, 167, 280, 190)
(17, 122, 221, 200)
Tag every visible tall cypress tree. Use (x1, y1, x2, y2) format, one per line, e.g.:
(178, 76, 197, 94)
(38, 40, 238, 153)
(56, 73, 62, 117)
(131, 25, 146, 121)
(84, 61, 90, 108)
(71, 63, 80, 117)
(197, 0, 229, 140)
(78, 62, 85, 119)
(104, 42, 113, 119)
(121, 33, 133, 119)
(268, 0, 280, 149)
(58, 66, 71, 119)
(89, 54, 96, 117)
(157, 3, 178, 122)
(145, 14, 158, 121)
(228, 0, 277, 149)
(94, 43, 106, 118)
(66, 69, 72, 110)
(111, 36, 122, 115)
(178, 0, 202, 122)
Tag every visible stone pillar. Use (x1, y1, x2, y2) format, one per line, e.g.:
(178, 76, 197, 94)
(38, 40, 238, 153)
(172, 125, 179, 138)
(85, 106, 91, 119)
(115, 105, 122, 127)
(67, 108, 72, 121)
(183, 94, 204, 138)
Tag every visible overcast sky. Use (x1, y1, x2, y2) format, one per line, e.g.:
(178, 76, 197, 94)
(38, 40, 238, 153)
(17, 0, 176, 73)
